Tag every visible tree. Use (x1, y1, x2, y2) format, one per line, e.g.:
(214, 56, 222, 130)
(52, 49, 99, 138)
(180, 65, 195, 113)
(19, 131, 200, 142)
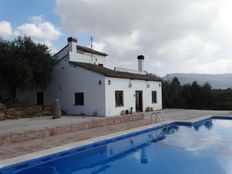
(190, 81, 202, 108)
(162, 77, 232, 110)
(201, 82, 213, 109)
(0, 36, 56, 103)
(162, 77, 184, 108)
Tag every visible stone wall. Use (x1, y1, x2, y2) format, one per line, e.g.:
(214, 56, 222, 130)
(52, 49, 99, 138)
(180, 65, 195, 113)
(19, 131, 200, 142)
(0, 103, 54, 120)
(0, 114, 144, 145)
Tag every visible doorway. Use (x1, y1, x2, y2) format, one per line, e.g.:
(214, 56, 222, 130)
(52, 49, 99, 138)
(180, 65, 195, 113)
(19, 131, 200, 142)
(135, 91, 143, 112)
(36, 92, 44, 105)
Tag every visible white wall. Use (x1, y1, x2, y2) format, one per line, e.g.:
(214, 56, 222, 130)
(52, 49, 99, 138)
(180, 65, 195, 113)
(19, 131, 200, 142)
(49, 42, 107, 116)
(68, 41, 107, 66)
(17, 41, 162, 117)
(17, 43, 70, 105)
(69, 51, 106, 66)
(44, 59, 106, 116)
(18, 62, 162, 117)
(105, 77, 162, 116)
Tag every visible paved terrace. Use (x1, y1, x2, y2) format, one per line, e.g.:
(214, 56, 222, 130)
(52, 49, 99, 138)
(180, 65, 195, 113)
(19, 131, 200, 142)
(0, 109, 231, 160)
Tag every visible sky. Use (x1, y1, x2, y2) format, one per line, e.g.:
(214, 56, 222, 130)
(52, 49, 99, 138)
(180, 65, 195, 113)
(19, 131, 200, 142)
(1, 0, 232, 76)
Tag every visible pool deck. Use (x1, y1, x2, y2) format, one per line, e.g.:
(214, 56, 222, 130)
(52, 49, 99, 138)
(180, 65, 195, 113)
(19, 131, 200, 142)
(0, 109, 231, 168)
(1, 109, 230, 135)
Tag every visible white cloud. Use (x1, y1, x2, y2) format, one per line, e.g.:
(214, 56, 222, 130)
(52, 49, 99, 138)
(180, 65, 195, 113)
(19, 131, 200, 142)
(56, 0, 232, 75)
(0, 16, 61, 53)
(15, 16, 61, 41)
(106, 30, 140, 52)
(91, 41, 105, 52)
(0, 21, 12, 37)
(36, 40, 59, 54)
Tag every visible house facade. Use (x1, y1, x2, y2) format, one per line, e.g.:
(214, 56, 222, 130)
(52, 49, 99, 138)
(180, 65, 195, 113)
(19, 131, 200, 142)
(19, 37, 162, 117)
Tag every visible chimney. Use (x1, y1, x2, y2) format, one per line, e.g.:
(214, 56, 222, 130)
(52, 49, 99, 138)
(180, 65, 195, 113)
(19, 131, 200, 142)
(67, 37, 77, 52)
(137, 55, 144, 71)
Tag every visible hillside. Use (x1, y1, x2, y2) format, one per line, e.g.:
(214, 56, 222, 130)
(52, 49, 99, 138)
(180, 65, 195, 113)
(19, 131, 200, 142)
(163, 73, 232, 89)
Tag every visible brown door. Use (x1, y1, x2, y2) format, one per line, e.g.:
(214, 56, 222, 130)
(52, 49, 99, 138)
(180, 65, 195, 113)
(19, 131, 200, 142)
(135, 91, 143, 112)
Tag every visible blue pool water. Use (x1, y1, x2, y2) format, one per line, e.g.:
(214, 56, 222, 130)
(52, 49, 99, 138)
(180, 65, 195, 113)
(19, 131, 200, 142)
(2, 118, 232, 174)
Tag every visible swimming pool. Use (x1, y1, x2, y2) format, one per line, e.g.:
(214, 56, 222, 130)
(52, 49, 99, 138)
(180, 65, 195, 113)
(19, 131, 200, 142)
(1, 117, 232, 174)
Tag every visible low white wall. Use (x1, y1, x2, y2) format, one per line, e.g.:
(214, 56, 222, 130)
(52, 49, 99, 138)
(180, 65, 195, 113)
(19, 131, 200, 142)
(105, 77, 162, 116)
(69, 51, 106, 66)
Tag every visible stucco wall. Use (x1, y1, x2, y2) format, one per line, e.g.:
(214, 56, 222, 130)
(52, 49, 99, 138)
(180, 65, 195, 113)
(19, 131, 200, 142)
(45, 59, 106, 116)
(69, 51, 106, 66)
(18, 66, 162, 117)
(68, 41, 107, 66)
(18, 43, 107, 116)
(17, 41, 162, 117)
(17, 45, 69, 106)
(105, 77, 162, 116)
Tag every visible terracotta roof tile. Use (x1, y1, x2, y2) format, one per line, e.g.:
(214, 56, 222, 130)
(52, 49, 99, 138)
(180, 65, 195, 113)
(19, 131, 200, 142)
(70, 61, 161, 81)
(76, 45, 108, 56)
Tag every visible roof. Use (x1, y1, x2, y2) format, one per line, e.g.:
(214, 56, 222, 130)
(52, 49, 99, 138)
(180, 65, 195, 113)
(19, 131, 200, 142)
(53, 44, 108, 59)
(70, 61, 161, 81)
(76, 45, 108, 57)
(53, 44, 68, 58)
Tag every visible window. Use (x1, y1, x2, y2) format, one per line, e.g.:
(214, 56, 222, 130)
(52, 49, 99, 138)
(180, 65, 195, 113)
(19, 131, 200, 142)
(98, 64, 103, 67)
(115, 91, 124, 107)
(152, 91, 157, 103)
(75, 92, 84, 105)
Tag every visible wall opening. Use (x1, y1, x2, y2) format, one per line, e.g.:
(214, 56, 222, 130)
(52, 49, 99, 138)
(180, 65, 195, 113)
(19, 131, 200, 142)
(74, 92, 84, 105)
(135, 90, 143, 112)
(36, 92, 44, 105)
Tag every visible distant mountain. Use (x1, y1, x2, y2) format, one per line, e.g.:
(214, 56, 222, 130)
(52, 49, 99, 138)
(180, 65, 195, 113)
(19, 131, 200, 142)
(163, 73, 232, 89)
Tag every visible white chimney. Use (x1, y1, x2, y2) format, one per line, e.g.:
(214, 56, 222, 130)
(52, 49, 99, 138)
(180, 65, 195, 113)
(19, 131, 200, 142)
(137, 55, 144, 71)
(67, 37, 77, 52)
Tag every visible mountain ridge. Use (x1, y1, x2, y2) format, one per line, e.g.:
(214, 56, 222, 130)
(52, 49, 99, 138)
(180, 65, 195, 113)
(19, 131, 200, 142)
(163, 73, 232, 89)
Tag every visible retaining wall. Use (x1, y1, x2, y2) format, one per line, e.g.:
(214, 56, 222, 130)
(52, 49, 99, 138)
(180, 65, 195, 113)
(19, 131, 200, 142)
(0, 114, 144, 145)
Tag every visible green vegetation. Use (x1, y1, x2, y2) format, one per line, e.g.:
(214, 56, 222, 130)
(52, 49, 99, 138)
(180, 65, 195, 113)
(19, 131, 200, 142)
(163, 77, 232, 110)
(0, 36, 56, 104)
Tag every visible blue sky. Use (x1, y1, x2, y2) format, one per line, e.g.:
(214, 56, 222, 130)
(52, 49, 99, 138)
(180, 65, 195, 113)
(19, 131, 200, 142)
(1, 0, 232, 76)
(0, 0, 91, 51)
(0, 0, 58, 26)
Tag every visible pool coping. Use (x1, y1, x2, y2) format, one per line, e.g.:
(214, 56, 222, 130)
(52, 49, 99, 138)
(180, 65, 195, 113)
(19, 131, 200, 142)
(1, 114, 232, 172)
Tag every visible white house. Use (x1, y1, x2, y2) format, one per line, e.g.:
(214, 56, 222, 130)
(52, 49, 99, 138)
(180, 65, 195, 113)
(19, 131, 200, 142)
(19, 37, 162, 117)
